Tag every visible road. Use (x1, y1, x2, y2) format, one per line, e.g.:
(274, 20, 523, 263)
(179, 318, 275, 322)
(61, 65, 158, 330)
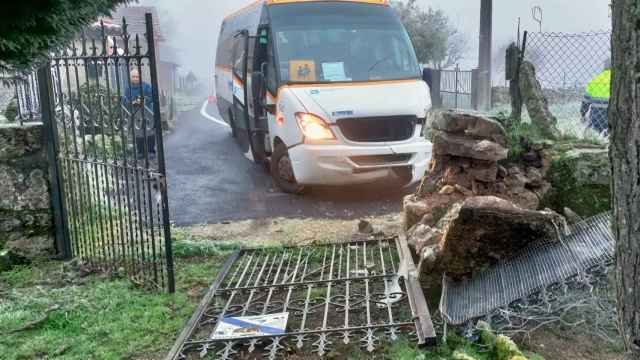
(164, 100, 416, 225)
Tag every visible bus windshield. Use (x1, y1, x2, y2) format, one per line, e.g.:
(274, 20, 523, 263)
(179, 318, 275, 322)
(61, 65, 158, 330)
(269, 3, 421, 84)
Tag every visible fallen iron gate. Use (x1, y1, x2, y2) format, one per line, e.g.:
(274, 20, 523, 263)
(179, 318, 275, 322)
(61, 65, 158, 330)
(41, 14, 175, 292)
(166, 237, 435, 360)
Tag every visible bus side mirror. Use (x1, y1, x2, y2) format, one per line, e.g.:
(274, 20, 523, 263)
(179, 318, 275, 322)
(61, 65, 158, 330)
(422, 68, 433, 88)
(252, 71, 276, 114)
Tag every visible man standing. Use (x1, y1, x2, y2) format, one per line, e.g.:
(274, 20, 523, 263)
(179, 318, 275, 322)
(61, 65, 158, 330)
(581, 60, 611, 134)
(122, 69, 156, 160)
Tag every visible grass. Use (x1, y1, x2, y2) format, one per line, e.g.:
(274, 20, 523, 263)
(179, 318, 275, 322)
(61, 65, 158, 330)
(0, 244, 232, 360)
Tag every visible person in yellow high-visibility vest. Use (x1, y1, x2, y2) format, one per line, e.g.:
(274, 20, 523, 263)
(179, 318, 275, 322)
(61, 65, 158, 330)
(580, 60, 611, 134)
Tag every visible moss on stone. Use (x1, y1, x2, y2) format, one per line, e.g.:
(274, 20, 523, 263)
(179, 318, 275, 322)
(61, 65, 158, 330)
(541, 153, 611, 217)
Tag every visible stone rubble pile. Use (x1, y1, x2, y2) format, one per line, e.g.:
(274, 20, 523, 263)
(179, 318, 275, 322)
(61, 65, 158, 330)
(405, 111, 565, 280)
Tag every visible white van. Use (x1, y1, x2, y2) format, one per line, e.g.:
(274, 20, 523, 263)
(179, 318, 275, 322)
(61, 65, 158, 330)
(215, 0, 433, 193)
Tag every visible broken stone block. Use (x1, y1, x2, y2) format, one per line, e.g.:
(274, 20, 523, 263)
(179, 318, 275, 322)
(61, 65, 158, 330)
(407, 224, 443, 255)
(432, 111, 508, 147)
(467, 160, 499, 182)
(433, 131, 508, 162)
(403, 193, 464, 230)
(564, 148, 611, 186)
(432, 196, 566, 280)
(525, 167, 544, 188)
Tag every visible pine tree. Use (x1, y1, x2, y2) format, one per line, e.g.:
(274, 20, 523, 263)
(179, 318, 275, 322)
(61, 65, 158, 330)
(0, 0, 128, 72)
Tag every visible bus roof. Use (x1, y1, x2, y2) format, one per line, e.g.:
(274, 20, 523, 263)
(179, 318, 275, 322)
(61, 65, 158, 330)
(224, 0, 390, 22)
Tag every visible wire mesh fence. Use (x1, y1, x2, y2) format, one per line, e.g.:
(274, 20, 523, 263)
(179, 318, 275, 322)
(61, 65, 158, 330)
(523, 31, 611, 140)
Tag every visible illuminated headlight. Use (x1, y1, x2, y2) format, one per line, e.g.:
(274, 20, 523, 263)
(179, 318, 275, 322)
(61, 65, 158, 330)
(295, 112, 336, 141)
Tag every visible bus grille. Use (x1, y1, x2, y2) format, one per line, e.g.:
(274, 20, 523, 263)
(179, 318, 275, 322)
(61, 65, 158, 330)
(337, 116, 417, 142)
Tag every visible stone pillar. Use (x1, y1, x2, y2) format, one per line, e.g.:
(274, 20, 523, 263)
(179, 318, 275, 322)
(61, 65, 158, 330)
(0, 123, 54, 269)
(477, 0, 493, 111)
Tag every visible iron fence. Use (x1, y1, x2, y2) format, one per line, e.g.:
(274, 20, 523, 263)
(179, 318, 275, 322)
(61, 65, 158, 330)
(42, 14, 174, 292)
(523, 31, 611, 140)
(1, 72, 43, 125)
(440, 65, 474, 110)
(167, 237, 435, 360)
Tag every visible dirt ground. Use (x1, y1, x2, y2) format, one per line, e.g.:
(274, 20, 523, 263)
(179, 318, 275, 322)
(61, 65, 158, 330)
(177, 212, 405, 247)
(523, 329, 624, 360)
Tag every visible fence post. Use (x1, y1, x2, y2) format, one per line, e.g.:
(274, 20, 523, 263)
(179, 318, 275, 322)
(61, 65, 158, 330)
(454, 65, 460, 109)
(38, 64, 71, 260)
(471, 69, 480, 110)
(146, 13, 175, 293)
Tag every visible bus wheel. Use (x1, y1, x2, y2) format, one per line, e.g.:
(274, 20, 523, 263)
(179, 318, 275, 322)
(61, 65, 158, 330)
(229, 110, 237, 138)
(271, 144, 306, 194)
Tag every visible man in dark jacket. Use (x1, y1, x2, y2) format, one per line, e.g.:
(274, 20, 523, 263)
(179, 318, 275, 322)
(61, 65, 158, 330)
(122, 69, 156, 160)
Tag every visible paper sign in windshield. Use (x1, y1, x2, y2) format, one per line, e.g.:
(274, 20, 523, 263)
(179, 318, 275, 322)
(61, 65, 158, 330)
(322, 62, 347, 81)
(210, 313, 289, 340)
(289, 60, 316, 82)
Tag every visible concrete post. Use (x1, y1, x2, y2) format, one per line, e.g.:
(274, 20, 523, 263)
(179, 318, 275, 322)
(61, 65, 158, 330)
(478, 0, 493, 111)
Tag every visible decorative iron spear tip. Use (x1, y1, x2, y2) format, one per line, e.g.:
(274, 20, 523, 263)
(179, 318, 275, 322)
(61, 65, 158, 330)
(91, 38, 98, 57)
(134, 34, 142, 56)
(121, 17, 128, 35)
(100, 21, 108, 56)
(111, 36, 119, 57)
(80, 31, 88, 57)
(71, 41, 79, 57)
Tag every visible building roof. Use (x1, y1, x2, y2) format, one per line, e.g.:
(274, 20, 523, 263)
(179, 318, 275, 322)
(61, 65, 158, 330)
(110, 6, 165, 41)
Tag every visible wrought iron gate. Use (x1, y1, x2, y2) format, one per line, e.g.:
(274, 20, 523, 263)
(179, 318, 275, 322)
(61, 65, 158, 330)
(167, 237, 435, 359)
(41, 14, 175, 292)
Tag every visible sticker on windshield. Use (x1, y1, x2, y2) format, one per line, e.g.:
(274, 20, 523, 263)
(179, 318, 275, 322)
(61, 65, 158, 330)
(289, 60, 316, 82)
(322, 62, 348, 82)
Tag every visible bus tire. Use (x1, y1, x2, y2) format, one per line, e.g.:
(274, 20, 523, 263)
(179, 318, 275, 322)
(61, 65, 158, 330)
(270, 144, 306, 195)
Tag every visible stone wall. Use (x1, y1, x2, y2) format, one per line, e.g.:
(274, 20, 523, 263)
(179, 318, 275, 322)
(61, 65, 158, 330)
(0, 123, 54, 268)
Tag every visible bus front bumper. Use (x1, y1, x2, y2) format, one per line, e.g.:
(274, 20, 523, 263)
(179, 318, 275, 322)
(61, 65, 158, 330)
(288, 141, 433, 186)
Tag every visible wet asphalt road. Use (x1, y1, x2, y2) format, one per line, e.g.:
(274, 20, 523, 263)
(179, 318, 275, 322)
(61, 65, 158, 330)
(164, 101, 416, 225)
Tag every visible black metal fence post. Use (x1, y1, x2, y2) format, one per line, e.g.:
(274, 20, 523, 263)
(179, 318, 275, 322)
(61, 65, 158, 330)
(38, 64, 72, 260)
(145, 13, 175, 293)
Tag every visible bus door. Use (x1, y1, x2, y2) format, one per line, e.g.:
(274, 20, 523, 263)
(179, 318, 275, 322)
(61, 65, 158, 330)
(231, 31, 252, 158)
(248, 26, 271, 164)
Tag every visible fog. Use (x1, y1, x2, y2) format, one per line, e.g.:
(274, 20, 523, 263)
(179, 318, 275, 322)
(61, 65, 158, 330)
(139, 0, 611, 90)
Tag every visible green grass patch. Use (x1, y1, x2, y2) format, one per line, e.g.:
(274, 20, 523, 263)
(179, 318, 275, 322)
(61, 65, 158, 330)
(0, 246, 233, 360)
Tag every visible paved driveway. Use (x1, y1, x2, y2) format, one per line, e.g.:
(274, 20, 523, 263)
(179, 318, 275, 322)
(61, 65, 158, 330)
(164, 101, 416, 225)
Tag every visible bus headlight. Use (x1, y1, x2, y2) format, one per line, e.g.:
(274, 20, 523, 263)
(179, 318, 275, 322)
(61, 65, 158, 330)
(295, 112, 335, 141)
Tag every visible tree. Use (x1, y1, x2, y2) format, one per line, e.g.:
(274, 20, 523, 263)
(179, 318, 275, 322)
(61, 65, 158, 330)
(610, 1, 640, 359)
(392, 0, 468, 69)
(0, 0, 128, 72)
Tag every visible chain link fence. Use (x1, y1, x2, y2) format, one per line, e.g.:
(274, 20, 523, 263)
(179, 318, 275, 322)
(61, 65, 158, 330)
(523, 31, 611, 140)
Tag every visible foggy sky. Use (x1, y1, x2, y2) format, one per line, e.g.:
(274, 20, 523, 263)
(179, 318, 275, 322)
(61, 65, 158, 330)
(140, 0, 611, 90)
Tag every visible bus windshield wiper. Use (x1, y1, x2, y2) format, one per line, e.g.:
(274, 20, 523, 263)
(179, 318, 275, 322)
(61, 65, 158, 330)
(368, 56, 393, 77)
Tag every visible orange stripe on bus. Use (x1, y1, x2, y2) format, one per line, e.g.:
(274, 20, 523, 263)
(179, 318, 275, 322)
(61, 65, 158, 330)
(224, 0, 389, 21)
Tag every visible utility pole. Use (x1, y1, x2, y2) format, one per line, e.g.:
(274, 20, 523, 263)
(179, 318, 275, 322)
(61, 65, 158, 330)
(478, 0, 493, 111)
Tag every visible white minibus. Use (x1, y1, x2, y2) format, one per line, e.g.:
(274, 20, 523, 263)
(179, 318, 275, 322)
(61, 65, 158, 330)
(216, 0, 433, 193)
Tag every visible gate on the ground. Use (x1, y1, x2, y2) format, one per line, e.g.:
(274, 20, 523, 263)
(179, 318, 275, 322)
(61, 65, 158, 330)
(39, 14, 175, 292)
